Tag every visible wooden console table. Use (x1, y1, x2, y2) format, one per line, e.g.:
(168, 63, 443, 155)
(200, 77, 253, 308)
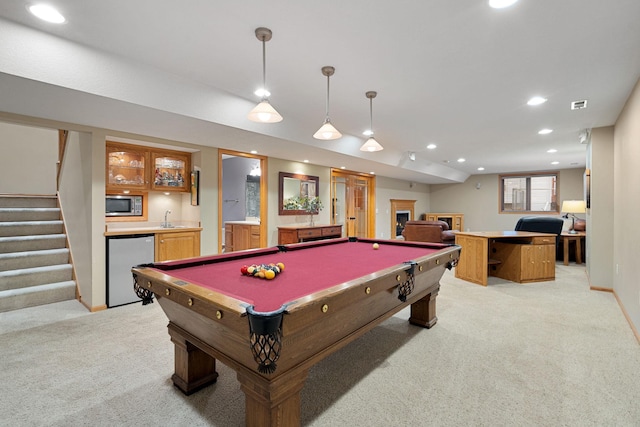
(277, 224, 343, 245)
(455, 231, 557, 286)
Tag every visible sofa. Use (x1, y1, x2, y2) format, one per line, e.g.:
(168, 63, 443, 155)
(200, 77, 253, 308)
(401, 220, 456, 244)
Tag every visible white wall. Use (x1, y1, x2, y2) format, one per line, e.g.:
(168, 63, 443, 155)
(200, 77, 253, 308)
(429, 169, 586, 231)
(266, 158, 331, 246)
(0, 122, 57, 195)
(587, 127, 615, 289)
(374, 176, 430, 239)
(191, 147, 217, 256)
(58, 130, 103, 309)
(265, 161, 432, 244)
(613, 76, 640, 333)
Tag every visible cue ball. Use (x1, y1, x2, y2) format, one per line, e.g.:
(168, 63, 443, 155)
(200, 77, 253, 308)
(373, 243, 379, 249)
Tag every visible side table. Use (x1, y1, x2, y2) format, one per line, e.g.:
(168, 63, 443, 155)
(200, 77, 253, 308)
(560, 232, 586, 266)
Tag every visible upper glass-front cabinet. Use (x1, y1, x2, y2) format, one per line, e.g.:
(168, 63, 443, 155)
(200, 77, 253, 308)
(106, 142, 191, 192)
(106, 143, 149, 191)
(151, 151, 190, 192)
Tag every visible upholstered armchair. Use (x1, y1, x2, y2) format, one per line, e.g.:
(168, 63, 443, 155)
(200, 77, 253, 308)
(401, 220, 456, 244)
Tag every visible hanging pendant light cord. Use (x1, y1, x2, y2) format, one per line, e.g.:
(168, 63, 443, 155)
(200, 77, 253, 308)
(261, 38, 267, 101)
(369, 97, 374, 133)
(325, 74, 330, 120)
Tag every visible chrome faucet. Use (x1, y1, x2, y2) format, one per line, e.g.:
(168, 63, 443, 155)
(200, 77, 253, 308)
(163, 210, 172, 228)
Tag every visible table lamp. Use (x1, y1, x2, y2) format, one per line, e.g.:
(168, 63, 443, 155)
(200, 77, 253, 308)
(561, 200, 586, 234)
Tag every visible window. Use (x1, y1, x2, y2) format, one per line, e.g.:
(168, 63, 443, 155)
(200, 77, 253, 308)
(499, 172, 558, 213)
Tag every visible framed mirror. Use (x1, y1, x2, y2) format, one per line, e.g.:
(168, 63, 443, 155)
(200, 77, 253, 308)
(278, 172, 320, 215)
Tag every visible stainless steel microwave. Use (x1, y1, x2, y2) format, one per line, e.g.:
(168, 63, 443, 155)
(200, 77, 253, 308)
(105, 195, 143, 217)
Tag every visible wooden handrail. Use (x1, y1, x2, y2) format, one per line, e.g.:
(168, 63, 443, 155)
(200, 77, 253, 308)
(57, 130, 68, 190)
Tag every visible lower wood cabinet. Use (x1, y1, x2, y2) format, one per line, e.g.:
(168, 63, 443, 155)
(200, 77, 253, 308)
(225, 222, 260, 252)
(490, 240, 555, 283)
(155, 230, 201, 262)
(277, 225, 343, 245)
(423, 213, 464, 232)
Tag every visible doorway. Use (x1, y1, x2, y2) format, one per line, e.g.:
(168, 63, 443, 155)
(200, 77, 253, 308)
(218, 149, 268, 253)
(330, 169, 376, 238)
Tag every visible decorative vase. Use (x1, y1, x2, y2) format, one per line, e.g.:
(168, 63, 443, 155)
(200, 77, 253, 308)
(309, 213, 314, 226)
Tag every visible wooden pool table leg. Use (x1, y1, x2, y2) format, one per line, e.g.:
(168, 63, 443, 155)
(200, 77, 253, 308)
(408, 286, 439, 328)
(168, 323, 219, 395)
(237, 368, 308, 427)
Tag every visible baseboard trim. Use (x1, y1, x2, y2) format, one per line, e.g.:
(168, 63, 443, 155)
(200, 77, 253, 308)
(590, 286, 613, 293)
(587, 270, 639, 344)
(90, 304, 108, 312)
(79, 298, 107, 313)
(610, 289, 640, 345)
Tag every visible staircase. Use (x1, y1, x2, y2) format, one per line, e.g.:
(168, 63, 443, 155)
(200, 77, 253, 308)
(0, 195, 77, 313)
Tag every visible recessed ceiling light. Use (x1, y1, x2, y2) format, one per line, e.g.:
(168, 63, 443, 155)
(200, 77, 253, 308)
(426, 144, 437, 150)
(538, 128, 553, 135)
(370, 171, 375, 175)
(547, 149, 557, 153)
(28, 4, 66, 23)
(303, 159, 309, 163)
(527, 96, 547, 106)
(362, 130, 373, 136)
(457, 158, 466, 163)
(340, 166, 346, 169)
(477, 167, 485, 171)
(489, 0, 519, 8)
(551, 161, 559, 165)
(250, 150, 258, 154)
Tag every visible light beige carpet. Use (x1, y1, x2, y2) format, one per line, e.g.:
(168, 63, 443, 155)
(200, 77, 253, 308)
(1, 264, 639, 426)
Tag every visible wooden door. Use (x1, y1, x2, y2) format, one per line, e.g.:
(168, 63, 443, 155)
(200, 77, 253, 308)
(331, 170, 375, 238)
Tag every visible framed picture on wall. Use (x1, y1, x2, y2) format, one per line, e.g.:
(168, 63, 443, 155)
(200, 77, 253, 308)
(191, 170, 199, 206)
(584, 168, 591, 209)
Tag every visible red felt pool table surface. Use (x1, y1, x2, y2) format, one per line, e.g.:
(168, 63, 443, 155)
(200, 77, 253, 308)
(150, 238, 447, 312)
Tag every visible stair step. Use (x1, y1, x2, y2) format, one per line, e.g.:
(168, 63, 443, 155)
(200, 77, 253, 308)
(0, 248, 70, 272)
(0, 221, 63, 237)
(0, 264, 73, 291)
(0, 196, 75, 310)
(0, 234, 66, 254)
(0, 281, 76, 313)
(0, 196, 57, 208)
(0, 208, 60, 222)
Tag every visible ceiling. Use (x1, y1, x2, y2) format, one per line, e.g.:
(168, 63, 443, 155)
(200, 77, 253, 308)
(1, 1, 639, 184)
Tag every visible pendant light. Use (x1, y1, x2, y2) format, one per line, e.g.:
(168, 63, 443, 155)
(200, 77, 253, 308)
(248, 27, 283, 123)
(360, 91, 384, 152)
(313, 66, 342, 140)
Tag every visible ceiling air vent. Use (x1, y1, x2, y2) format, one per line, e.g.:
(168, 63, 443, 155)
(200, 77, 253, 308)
(571, 100, 588, 110)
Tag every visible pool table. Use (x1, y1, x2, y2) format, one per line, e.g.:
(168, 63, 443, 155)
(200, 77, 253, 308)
(132, 237, 460, 427)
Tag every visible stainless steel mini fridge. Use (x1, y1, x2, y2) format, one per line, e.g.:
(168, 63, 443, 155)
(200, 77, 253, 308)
(106, 234, 155, 308)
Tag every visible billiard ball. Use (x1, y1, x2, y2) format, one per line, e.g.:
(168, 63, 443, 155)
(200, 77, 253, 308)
(373, 243, 380, 250)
